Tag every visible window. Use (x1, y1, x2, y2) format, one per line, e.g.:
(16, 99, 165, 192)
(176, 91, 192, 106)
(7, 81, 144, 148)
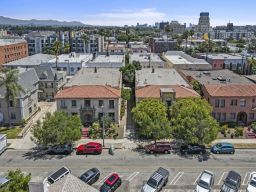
(51, 83, 54, 88)
(98, 100, 104, 107)
(84, 100, 91, 107)
(220, 99, 225, 108)
(250, 113, 255, 119)
(9, 100, 14, 107)
(109, 100, 114, 109)
(230, 113, 236, 119)
(71, 112, 78, 116)
(221, 113, 226, 121)
(212, 112, 216, 118)
(45, 83, 48, 88)
(29, 107, 32, 114)
(217, 113, 221, 121)
(71, 100, 77, 107)
(10, 113, 16, 119)
(70, 67, 74, 72)
(60, 100, 66, 108)
(98, 112, 103, 120)
(240, 99, 246, 107)
(231, 99, 237, 106)
(108, 113, 115, 121)
(253, 98, 255, 103)
(215, 99, 219, 108)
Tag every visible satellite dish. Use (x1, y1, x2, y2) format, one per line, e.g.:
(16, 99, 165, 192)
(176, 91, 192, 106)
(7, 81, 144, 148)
(0, 112, 3, 123)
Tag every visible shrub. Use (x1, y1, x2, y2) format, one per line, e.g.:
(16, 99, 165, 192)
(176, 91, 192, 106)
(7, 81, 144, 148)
(121, 88, 131, 101)
(120, 100, 126, 119)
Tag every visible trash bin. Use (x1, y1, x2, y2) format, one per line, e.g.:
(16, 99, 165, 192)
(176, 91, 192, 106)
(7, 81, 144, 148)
(109, 145, 115, 155)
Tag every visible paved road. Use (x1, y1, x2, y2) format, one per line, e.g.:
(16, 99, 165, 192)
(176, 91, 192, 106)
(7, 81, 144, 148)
(1, 149, 256, 191)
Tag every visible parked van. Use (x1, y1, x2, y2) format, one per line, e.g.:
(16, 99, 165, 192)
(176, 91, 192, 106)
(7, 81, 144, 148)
(47, 167, 71, 184)
(211, 143, 235, 154)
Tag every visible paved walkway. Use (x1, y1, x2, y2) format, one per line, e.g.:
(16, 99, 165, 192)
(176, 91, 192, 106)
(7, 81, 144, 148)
(8, 102, 56, 150)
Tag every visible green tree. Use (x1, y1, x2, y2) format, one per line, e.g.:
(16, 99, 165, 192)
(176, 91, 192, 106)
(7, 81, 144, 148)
(120, 61, 141, 87)
(191, 80, 202, 95)
(63, 42, 70, 54)
(248, 58, 256, 74)
(0, 68, 24, 127)
(182, 30, 190, 50)
(189, 29, 195, 47)
(81, 33, 89, 53)
(52, 40, 62, 68)
(170, 98, 219, 144)
(31, 111, 82, 146)
(0, 169, 31, 192)
(121, 88, 131, 101)
(132, 99, 171, 142)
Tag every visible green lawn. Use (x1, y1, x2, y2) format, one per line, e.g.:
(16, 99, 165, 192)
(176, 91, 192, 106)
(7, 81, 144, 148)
(0, 127, 22, 139)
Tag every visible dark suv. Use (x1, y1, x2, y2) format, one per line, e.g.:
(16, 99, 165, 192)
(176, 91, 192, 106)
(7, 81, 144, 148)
(48, 144, 73, 155)
(220, 171, 241, 192)
(180, 144, 206, 155)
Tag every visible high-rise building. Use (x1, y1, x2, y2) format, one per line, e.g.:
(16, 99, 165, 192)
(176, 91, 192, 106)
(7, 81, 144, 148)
(198, 12, 210, 33)
(169, 21, 186, 35)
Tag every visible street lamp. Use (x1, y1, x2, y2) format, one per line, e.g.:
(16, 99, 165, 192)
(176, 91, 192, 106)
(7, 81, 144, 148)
(101, 105, 105, 147)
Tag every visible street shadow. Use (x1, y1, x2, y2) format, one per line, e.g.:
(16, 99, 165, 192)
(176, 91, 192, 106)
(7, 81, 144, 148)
(176, 151, 211, 162)
(22, 149, 70, 161)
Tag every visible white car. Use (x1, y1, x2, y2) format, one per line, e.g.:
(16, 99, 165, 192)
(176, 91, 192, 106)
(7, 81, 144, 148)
(247, 172, 256, 192)
(195, 170, 215, 192)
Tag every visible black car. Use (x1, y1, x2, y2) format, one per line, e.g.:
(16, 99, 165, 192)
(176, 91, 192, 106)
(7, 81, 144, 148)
(48, 144, 73, 155)
(180, 144, 206, 155)
(220, 171, 241, 192)
(79, 168, 100, 185)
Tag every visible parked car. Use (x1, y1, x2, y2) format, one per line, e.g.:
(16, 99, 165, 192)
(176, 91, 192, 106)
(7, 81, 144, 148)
(211, 143, 235, 154)
(220, 171, 241, 192)
(141, 167, 169, 192)
(246, 172, 256, 192)
(180, 144, 206, 155)
(48, 144, 73, 155)
(100, 173, 122, 192)
(0, 176, 10, 188)
(145, 142, 173, 154)
(47, 167, 71, 184)
(76, 142, 102, 155)
(195, 170, 215, 192)
(0, 134, 7, 155)
(79, 168, 100, 185)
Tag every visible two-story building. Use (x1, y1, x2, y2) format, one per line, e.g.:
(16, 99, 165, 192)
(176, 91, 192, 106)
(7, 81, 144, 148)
(202, 84, 256, 125)
(0, 68, 39, 125)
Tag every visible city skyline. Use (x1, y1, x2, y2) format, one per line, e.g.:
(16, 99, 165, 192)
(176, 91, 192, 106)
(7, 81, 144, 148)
(0, 0, 256, 26)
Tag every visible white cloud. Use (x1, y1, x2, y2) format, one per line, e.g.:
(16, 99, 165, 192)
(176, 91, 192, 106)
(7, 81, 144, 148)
(83, 8, 166, 26)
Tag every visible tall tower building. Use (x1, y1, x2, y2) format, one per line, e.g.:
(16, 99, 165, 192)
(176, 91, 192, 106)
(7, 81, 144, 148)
(198, 12, 210, 33)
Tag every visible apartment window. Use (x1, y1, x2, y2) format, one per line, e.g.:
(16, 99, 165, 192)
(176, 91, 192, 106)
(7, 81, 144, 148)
(9, 100, 14, 107)
(217, 113, 221, 121)
(215, 99, 220, 108)
(240, 99, 246, 107)
(212, 112, 216, 118)
(45, 83, 48, 88)
(51, 83, 54, 88)
(109, 100, 114, 109)
(71, 112, 78, 116)
(108, 112, 115, 121)
(70, 67, 74, 72)
(230, 113, 236, 120)
(231, 99, 237, 106)
(29, 107, 32, 114)
(250, 113, 255, 120)
(10, 113, 16, 119)
(98, 100, 104, 107)
(253, 98, 255, 103)
(220, 99, 225, 108)
(71, 100, 77, 107)
(98, 112, 103, 120)
(221, 113, 226, 121)
(60, 100, 66, 108)
(84, 100, 91, 107)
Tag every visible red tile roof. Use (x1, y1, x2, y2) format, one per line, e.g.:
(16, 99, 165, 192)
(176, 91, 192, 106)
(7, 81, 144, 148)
(136, 85, 199, 99)
(55, 85, 121, 99)
(203, 84, 256, 97)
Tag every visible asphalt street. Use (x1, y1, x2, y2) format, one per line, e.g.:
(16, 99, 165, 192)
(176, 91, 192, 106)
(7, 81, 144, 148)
(1, 149, 256, 192)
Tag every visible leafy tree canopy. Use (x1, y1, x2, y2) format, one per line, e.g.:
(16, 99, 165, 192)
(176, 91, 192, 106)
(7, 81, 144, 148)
(170, 97, 219, 144)
(31, 111, 82, 146)
(132, 99, 171, 141)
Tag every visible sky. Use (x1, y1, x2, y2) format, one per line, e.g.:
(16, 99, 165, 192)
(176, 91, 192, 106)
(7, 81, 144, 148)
(0, 0, 256, 26)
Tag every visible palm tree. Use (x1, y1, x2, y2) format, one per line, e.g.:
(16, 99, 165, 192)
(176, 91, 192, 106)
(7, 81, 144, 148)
(63, 42, 71, 54)
(182, 30, 190, 51)
(105, 29, 111, 56)
(0, 68, 24, 127)
(81, 33, 89, 53)
(52, 40, 62, 69)
(189, 30, 195, 47)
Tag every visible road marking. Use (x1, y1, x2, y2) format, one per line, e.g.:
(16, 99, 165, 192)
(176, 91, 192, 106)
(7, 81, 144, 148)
(218, 172, 227, 185)
(173, 172, 184, 185)
(169, 172, 182, 185)
(193, 173, 201, 185)
(243, 172, 250, 185)
(97, 173, 112, 185)
(127, 172, 140, 182)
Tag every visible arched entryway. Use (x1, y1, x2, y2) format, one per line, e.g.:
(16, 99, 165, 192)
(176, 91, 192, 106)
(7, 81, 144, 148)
(237, 112, 247, 125)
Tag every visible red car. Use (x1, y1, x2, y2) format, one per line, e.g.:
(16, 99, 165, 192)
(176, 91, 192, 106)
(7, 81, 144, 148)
(100, 173, 122, 192)
(76, 142, 102, 155)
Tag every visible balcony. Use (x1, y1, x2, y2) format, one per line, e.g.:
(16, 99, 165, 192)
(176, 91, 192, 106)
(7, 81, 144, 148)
(80, 105, 96, 111)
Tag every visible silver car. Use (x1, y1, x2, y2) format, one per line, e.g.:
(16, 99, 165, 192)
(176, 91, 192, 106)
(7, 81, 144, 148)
(195, 170, 215, 192)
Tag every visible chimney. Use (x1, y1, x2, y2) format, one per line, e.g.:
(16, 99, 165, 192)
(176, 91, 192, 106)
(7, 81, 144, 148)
(94, 67, 97, 73)
(152, 68, 155, 73)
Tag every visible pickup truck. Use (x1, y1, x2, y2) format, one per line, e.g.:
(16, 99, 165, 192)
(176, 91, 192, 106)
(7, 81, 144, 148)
(141, 167, 169, 192)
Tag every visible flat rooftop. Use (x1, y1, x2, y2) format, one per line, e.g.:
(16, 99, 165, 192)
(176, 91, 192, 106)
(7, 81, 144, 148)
(65, 68, 121, 88)
(130, 53, 164, 63)
(90, 54, 124, 63)
(181, 69, 254, 85)
(0, 38, 26, 46)
(4, 54, 55, 67)
(136, 68, 189, 87)
(48, 53, 92, 63)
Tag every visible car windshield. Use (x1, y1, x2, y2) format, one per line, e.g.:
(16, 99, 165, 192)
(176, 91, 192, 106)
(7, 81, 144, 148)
(250, 180, 256, 187)
(198, 180, 210, 189)
(147, 178, 157, 188)
(216, 143, 222, 148)
(222, 181, 237, 191)
(100, 183, 111, 192)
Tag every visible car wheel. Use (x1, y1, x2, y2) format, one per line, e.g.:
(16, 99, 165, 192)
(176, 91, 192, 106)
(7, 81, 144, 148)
(231, 151, 234, 154)
(217, 151, 220, 154)
(164, 150, 168, 154)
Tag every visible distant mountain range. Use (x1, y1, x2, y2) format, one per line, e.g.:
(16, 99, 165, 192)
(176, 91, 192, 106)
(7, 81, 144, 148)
(0, 16, 86, 26)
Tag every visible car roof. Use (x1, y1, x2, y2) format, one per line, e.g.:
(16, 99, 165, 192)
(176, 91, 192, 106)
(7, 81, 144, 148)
(217, 142, 233, 147)
(105, 173, 119, 185)
(0, 177, 10, 186)
(86, 142, 101, 146)
(226, 171, 241, 182)
(48, 167, 70, 182)
(151, 172, 163, 183)
(200, 171, 213, 184)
